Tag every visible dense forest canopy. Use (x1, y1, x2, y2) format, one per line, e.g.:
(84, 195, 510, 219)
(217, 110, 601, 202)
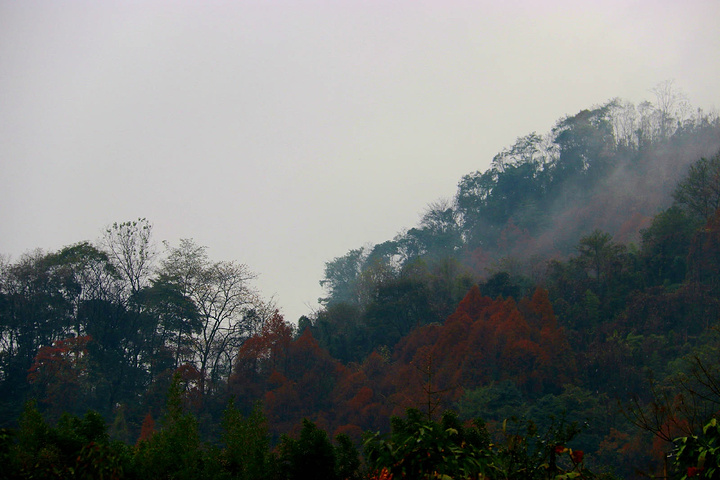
(3, 87, 720, 478)
(317, 90, 720, 316)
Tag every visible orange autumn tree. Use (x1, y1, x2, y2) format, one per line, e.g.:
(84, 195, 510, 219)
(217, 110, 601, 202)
(230, 310, 294, 411)
(332, 372, 386, 441)
(333, 350, 395, 437)
(263, 328, 344, 434)
(230, 287, 575, 438)
(231, 312, 358, 437)
(137, 412, 156, 444)
(265, 325, 403, 440)
(387, 285, 576, 416)
(27, 335, 92, 417)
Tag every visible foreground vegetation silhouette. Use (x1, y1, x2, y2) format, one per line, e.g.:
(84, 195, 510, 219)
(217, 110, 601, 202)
(0, 376, 610, 479)
(3, 380, 717, 479)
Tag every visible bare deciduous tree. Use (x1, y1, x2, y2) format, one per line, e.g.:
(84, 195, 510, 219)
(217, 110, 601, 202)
(159, 239, 268, 394)
(102, 218, 156, 296)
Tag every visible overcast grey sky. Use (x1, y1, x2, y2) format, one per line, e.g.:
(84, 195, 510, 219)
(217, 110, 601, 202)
(1, 0, 719, 322)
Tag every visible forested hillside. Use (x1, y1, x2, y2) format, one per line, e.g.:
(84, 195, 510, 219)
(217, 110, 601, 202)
(2, 89, 720, 478)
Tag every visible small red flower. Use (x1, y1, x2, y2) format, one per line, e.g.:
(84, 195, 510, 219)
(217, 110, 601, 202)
(554, 445, 565, 454)
(571, 450, 584, 464)
(687, 466, 700, 477)
(372, 468, 393, 480)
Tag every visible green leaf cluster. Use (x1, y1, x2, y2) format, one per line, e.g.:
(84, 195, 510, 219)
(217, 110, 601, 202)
(675, 417, 720, 480)
(277, 418, 361, 480)
(364, 408, 611, 480)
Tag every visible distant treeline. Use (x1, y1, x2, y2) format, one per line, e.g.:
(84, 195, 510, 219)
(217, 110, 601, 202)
(2, 85, 720, 478)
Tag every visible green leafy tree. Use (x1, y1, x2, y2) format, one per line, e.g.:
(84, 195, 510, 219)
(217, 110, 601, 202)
(335, 433, 362, 480)
(364, 276, 435, 350)
(550, 105, 615, 184)
(277, 418, 339, 480)
(134, 275, 201, 374)
(6, 400, 124, 480)
(575, 230, 626, 291)
(674, 417, 720, 480)
(364, 409, 492, 480)
(133, 374, 205, 480)
(404, 199, 463, 260)
(0, 250, 80, 422)
(312, 301, 366, 364)
(221, 400, 275, 480)
(481, 271, 528, 300)
(455, 168, 500, 247)
(489, 415, 592, 480)
(456, 381, 525, 426)
(673, 150, 720, 223)
(640, 206, 697, 286)
(319, 248, 367, 306)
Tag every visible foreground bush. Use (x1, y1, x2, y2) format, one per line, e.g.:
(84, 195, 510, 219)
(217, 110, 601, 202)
(364, 408, 607, 480)
(2, 400, 126, 479)
(674, 417, 720, 480)
(1, 388, 612, 479)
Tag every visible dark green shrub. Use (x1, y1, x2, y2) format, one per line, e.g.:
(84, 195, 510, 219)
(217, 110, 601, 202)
(221, 400, 275, 480)
(6, 400, 123, 479)
(277, 419, 338, 480)
(364, 409, 492, 480)
(132, 374, 205, 480)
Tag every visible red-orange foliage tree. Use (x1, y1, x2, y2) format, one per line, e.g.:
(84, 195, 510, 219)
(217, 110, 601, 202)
(137, 412, 156, 444)
(231, 312, 370, 437)
(386, 285, 576, 415)
(27, 335, 92, 417)
(230, 311, 293, 412)
(231, 287, 575, 440)
(264, 329, 343, 434)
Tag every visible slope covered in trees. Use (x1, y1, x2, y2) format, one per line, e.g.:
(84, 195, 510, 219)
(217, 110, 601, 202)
(314, 88, 720, 366)
(2, 86, 720, 477)
(306, 87, 720, 476)
(0, 226, 276, 435)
